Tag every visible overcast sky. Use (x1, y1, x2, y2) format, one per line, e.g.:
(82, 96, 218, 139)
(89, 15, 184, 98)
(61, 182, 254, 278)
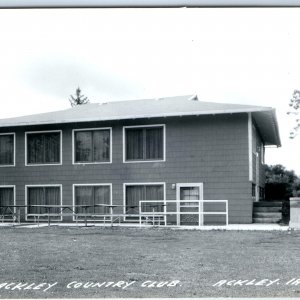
(0, 8, 300, 174)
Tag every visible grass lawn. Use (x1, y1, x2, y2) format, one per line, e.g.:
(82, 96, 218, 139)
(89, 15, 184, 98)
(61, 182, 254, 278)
(0, 226, 299, 298)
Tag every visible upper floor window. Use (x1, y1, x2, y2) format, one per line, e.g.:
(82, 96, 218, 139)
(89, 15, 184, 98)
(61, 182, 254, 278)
(26, 131, 62, 165)
(73, 128, 111, 164)
(124, 125, 165, 162)
(0, 133, 15, 166)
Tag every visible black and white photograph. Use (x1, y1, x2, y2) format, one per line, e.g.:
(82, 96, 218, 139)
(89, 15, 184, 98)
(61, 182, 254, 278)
(0, 3, 300, 298)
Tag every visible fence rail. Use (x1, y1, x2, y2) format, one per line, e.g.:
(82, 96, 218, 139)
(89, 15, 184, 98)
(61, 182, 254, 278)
(0, 200, 228, 227)
(139, 200, 228, 226)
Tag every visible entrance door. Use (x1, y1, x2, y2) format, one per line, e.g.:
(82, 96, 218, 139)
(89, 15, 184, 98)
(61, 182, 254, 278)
(176, 183, 203, 226)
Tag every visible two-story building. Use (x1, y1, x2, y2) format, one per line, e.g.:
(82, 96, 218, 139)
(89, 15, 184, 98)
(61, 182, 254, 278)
(0, 95, 281, 225)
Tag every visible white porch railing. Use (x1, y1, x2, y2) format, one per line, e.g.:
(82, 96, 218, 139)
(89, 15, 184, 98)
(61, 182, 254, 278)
(139, 200, 228, 227)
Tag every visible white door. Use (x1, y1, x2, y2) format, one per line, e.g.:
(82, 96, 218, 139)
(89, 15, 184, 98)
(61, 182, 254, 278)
(176, 183, 203, 226)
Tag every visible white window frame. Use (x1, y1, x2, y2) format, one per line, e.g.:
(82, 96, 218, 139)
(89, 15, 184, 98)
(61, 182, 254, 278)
(25, 184, 63, 221)
(72, 127, 112, 165)
(123, 182, 166, 221)
(0, 185, 16, 216)
(123, 124, 166, 163)
(176, 183, 204, 226)
(72, 183, 112, 221)
(0, 133, 16, 167)
(25, 130, 62, 166)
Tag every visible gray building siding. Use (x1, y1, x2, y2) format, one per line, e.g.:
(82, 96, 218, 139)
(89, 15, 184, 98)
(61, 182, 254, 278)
(251, 121, 266, 201)
(0, 113, 254, 224)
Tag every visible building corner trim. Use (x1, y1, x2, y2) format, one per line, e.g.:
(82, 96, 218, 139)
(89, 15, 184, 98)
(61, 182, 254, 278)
(248, 112, 253, 182)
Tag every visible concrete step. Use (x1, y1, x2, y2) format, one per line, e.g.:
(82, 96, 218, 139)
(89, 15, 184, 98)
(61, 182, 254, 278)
(253, 206, 282, 213)
(253, 212, 282, 218)
(253, 201, 282, 207)
(253, 217, 281, 224)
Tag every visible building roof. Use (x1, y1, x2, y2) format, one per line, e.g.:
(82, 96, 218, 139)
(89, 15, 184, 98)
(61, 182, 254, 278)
(0, 94, 281, 146)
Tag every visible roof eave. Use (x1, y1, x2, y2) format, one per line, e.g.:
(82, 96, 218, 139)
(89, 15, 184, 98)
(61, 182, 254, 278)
(0, 107, 276, 128)
(252, 109, 281, 147)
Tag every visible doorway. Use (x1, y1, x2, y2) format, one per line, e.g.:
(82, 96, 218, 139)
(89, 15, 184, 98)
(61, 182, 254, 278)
(176, 183, 203, 226)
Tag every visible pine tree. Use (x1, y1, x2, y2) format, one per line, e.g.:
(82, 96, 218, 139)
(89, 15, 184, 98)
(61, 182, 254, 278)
(69, 87, 90, 107)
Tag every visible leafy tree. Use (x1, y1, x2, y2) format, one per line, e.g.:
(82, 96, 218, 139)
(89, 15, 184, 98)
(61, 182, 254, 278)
(265, 164, 300, 200)
(69, 87, 90, 107)
(265, 164, 300, 223)
(288, 90, 300, 138)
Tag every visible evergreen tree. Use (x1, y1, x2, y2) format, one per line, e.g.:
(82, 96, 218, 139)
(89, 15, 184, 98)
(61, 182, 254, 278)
(69, 87, 90, 107)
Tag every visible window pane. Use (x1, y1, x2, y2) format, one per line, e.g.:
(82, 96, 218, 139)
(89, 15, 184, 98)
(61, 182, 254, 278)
(0, 135, 14, 165)
(145, 185, 164, 212)
(75, 185, 110, 214)
(126, 185, 164, 215)
(146, 128, 163, 159)
(93, 130, 110, 162)
(180, 187, 200, 201)
(28, 187, 45, 214)
(0, 188, 14, 215)
(94, 186, 110, 214)
(125, 127, 164, 161)
(27, 132, 60, 164)
(126, 129, 143, 160)
(75, 186, 93, 213)
(45, 187, 60, 213)
(126, 185, 144, 215)
(75, 130, 111, 163)
(27, 134, 42, 163)
(75, 131, 92, 162)
(44, 133, 60, 163)
(28, 187, 60, 214)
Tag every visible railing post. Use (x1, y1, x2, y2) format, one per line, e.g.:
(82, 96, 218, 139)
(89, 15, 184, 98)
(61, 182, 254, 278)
(199, 201, 201, 227)
(152, 207, 155, 227)
(289, 197, 300, 229)
(176, 199, 179, 226)
(226, 200, 229, 226)
(139, 203, 141, 227)
(164, 201, 167, 226)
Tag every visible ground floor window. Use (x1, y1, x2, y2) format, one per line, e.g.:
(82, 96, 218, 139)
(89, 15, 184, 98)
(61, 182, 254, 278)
(74, 184, 111, 214)
(27, 185, 61, 215)
(125, 184, 164, 215)
(0, 186, 14, 215)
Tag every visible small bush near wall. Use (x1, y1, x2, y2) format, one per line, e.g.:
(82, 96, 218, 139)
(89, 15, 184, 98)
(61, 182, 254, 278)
(265, 183, 287, 201)
(265, 164, 300, 224)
